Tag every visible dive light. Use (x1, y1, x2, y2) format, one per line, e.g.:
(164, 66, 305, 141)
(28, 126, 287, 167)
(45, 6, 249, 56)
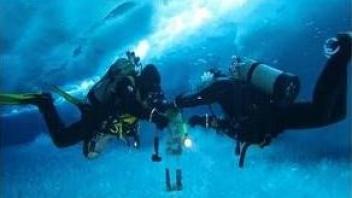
(183, 134, 193, 148)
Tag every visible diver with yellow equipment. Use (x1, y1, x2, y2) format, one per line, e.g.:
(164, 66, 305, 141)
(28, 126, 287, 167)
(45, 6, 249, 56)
(175, 33, 352, 167)
(0, 52, 170, 158)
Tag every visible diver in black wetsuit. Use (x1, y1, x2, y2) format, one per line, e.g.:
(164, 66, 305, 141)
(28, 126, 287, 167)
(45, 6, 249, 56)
(0, 52, 170, 158)
(174, 33, 352, 167)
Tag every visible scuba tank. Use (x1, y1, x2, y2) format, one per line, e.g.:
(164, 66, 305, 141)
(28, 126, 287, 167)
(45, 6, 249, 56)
(230, 56, 300, 104)
(88, 51, 141, 106)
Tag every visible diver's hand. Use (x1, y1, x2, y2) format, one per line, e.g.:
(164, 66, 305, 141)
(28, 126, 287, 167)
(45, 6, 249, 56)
(151, 111, 169, 130)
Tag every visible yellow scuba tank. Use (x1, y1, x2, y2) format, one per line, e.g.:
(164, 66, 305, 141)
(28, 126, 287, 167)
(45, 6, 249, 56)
(230, 56, 300, 104)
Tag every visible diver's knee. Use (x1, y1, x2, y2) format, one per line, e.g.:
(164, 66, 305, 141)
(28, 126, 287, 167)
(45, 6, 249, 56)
(82, 139, 102, 159)
(83, 144, 101, 159)
(84, 152, 101, 160)
(51, 135, 71, 148)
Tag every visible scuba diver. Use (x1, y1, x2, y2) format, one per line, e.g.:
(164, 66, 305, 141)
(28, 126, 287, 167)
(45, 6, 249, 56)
(0, 52, 170, 158)
(164, 108, 189, 191)
(174, 33, 352, 167)
(150, 107, 190, 191)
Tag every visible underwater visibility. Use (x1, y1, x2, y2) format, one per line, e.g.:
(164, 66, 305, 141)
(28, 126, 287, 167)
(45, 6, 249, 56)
(0, 0, 351, 197)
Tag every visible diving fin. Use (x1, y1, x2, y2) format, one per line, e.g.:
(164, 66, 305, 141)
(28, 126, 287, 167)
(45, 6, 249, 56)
(175, 169, 183, 191)
(165, 168, 183, 192)
(0, 93, 48, 105)
(165, 168, 172, 191)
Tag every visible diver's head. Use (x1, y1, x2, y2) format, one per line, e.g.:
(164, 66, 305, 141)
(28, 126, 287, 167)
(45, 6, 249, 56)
(138, 64, 161, 99)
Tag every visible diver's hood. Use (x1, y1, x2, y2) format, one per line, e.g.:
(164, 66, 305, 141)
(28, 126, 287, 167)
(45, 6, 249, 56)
(137, 64, 161, 98)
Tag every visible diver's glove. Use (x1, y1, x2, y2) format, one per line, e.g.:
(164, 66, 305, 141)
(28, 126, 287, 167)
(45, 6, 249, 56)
(150, 108, 169, 130)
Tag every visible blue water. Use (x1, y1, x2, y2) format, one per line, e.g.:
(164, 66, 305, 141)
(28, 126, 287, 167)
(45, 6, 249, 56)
(0, 0, 351, 197)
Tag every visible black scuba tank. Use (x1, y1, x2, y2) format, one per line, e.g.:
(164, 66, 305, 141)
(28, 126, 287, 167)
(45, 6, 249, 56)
(230, 57, 300, 104)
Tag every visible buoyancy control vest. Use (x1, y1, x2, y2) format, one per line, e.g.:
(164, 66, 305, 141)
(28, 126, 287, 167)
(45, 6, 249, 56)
(84, 58, 142, 146)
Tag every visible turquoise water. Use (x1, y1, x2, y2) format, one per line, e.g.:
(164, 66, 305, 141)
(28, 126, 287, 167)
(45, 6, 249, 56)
(1, 0, 351, 197)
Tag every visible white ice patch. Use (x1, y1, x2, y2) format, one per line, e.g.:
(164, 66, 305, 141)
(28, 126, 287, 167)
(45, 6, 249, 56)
(130, 0, 249, 60)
